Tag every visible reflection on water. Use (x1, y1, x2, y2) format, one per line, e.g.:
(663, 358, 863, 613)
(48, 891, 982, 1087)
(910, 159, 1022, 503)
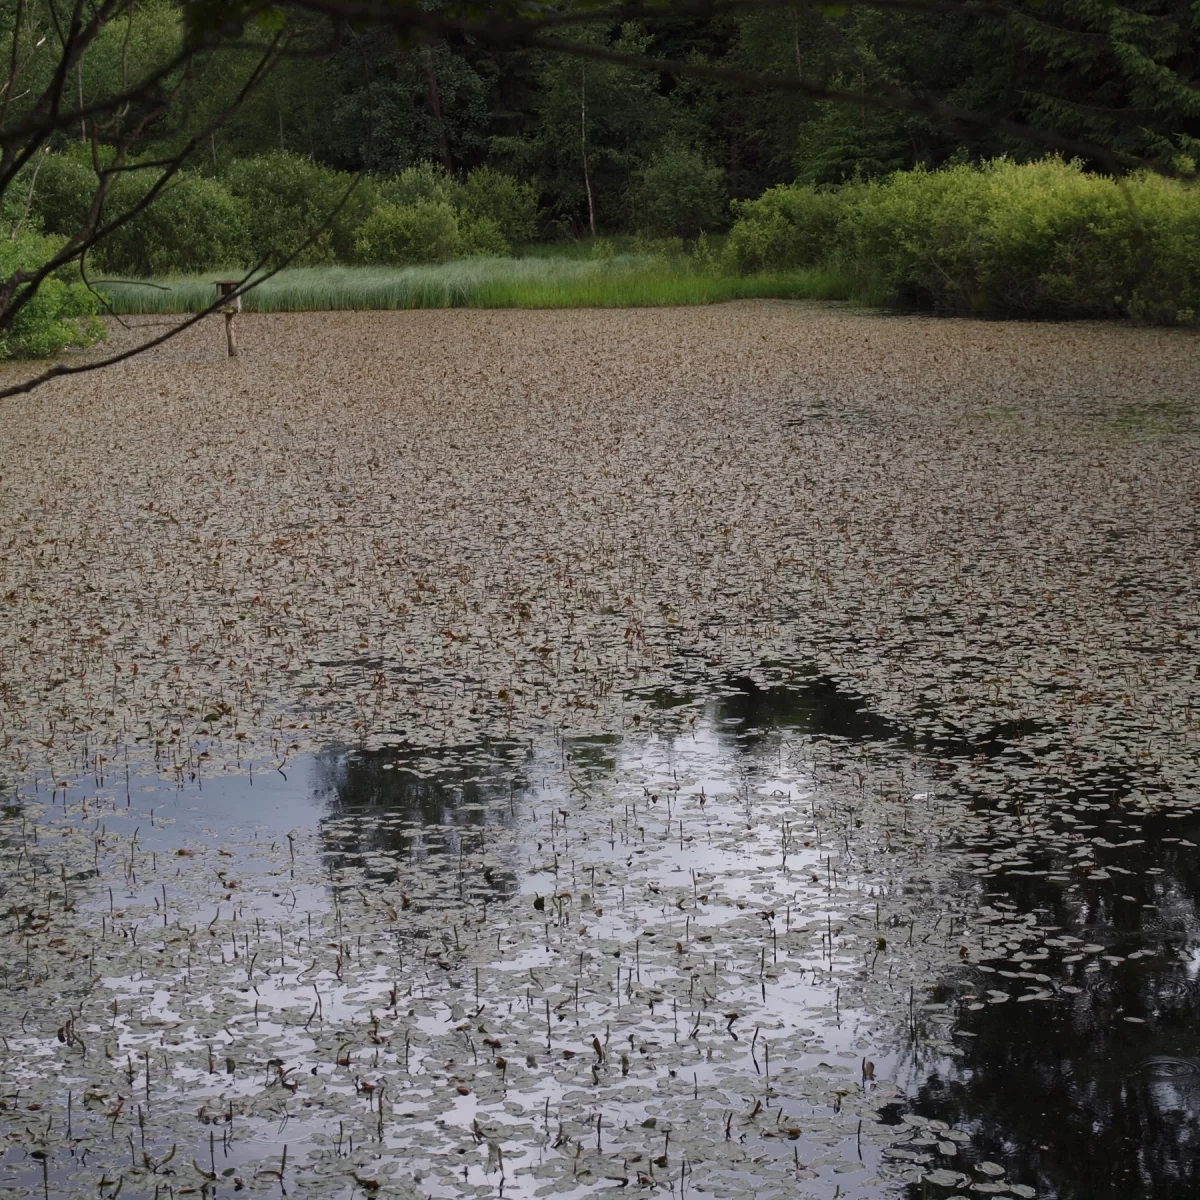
(717, 674, 1051, 762)
(562, 732, 620, 780)
(711, 683, 1198, 1199)
(313, 739, 527, 901)
(719, 674, 908, 747)
(909, 803, 1200, 1200)
(331, 676, 1200, 1200)
(298, 675, 1200, 1199)
(3, 672, 1198, 1200)
(302, 675, 1200, 1199)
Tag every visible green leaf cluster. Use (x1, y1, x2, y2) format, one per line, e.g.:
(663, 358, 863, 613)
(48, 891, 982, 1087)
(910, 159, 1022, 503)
(626, 141, 727, 239)
(0, 234, 105, 361)
(725, 158, 1200, 324)
(26, 152, 540, 274)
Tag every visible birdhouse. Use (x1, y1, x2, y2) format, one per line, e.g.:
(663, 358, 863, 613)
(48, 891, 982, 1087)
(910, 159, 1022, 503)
(214, 280, 241, 357)
(214, 280, 242, 313)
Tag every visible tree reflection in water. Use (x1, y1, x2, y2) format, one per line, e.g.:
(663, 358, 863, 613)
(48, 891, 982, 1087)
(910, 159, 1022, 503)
(717, 673, 909, 748)
(308, 676, 1200, 1199)
(312, 739, 528, 903)
(909, 806, 1200, 1200)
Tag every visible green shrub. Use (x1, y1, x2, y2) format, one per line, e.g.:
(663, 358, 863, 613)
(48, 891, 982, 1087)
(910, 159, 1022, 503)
(456, 167, 539, 245)
(723, 183, 848, 274)
(33, 156, 252, 276)
(0, 233, 104, 360)
(1121, 172, 1200, 324)
(353, 201, 461, 265)
(970, 161, 1138, 318)
(725, 158, 1200, 324)
(98, 170, 250, 277)
(224, 153, 365, 264)
(691, 230, 721, 272)
(370, 164, 532, 254)
(840, 159, 1200, 321)
(31, 153, 99, 238)
(626, 142, 727, 239)
(375, 163, 458, 210)
(839, 165, 990, 310)
(458, 214, 510, 257)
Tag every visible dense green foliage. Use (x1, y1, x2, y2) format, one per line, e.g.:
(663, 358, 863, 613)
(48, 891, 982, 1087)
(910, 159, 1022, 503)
(23, 154, 540, 275)
(725, 159, 1200, 323)
(491, 24, 670, 232)
(223, 154, 362, 265)
(354, 202, 462, 265)
(725, 184, 854, 273)
(102, 171, 251, 277)
(3, 0, 1198, 352)
(0, 234, 104, 360)
(18, 0, 1198, 241)
(20, 148, 1200, 328)
(626, 142, 728, 238)
(456, 168, 541, 246)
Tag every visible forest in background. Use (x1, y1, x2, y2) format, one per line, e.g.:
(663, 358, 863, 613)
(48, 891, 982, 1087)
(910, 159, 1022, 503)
(19, 0, 1198, 232)
(1, 0, 1198, 361)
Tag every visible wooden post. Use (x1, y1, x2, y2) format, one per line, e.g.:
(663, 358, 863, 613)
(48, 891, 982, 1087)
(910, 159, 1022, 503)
(214, 280, 242, 358)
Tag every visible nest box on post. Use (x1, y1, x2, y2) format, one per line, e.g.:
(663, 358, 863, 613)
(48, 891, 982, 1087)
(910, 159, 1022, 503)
(215, 279, 242, 358)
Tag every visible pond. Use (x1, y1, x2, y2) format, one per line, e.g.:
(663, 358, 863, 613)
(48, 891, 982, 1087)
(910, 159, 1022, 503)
(3, 671, 1198, 1199)
(1, 305, 1197, 1198)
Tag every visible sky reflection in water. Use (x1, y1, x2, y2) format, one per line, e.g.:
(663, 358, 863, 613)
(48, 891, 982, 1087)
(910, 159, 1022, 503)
(2, 674, 1198, 1199)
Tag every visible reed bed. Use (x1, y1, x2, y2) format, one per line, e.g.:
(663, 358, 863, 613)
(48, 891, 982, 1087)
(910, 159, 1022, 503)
(94, 256, 850, 314)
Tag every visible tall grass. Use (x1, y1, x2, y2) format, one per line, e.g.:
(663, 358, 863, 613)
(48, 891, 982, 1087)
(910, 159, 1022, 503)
(95, 255, 850, 315)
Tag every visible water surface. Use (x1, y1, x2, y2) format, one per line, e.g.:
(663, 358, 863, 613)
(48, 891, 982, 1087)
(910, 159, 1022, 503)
(3, 673, 1197, 1199)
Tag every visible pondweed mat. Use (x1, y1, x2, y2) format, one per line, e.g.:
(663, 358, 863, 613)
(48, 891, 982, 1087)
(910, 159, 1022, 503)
(0, 303, 1197, 1199)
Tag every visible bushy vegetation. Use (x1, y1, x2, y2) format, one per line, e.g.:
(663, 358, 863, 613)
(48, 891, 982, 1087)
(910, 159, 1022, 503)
(48, 1, 1195, 222)
(724, 159, 1200, 324)
(28, 152, 97, 239)
(626, 142, 727, 238)
(223, 153, 363, 264)
(456, 167, 541, 246)
(356, 163, 538, 262)
(5, 0, 1200, 359)
(22, 153, 541, 276)
(0, 233, 104, 360)
(102, 171, 252, 278)
(13, 150, 1200, 341)
(724, 183, 853, 274)
(353, 201, 462, 265)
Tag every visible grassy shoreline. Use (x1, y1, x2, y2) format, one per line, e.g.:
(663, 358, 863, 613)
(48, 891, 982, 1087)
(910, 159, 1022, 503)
(94, 257, 851, 314)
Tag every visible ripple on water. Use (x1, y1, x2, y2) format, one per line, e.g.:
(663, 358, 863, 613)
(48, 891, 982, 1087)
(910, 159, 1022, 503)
(1140, 1056, 1200, 1079)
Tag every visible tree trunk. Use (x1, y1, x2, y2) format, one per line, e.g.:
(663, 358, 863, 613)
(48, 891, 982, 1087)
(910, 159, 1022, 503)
(77, 64, 85, 142)
(581, 64, 596, 237)
(422, 45, 453, 172)
(10, 145, 48, 240)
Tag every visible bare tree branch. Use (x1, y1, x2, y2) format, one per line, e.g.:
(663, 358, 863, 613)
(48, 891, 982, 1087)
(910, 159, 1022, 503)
(0, 169, 368, 400)
(0, 29, 288, 331)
